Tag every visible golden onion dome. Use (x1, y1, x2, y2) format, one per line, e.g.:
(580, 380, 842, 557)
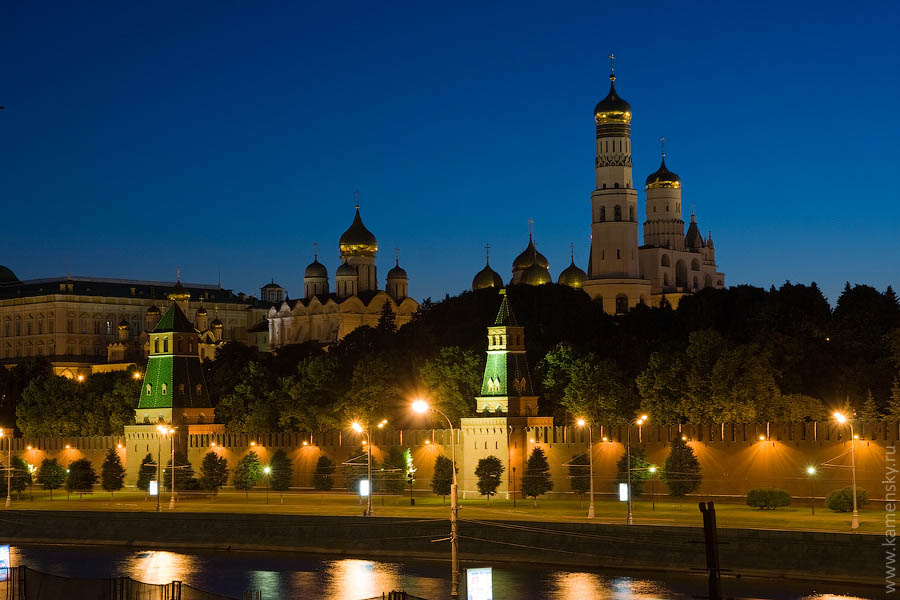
(196, 306, 208, 317)
(593, 75, 632, 124)
(146, 305, 161, 316)
(558, 260, 587, 289)
(472, 261, 503, 290)
(512, 236, 549, 271)
(339, 207, 378, 257)
(645, 157, 681, 190)
(167, 281, 191, 302)
(521, 264, 552, 286)
(211, 317, 223, 328)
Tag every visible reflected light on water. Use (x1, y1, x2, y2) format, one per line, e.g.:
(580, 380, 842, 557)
(323, 559, 401, 600)
(123, 550, 200, 585)
(550, 572, 672, 600)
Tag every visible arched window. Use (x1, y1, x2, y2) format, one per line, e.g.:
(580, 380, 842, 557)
(154, 339, 159, 353)
(614, 205, 622, 221)
(704, 274, 712, 288)
(163, 338, 168, 352)
(615, 294, 629, 314)
(693, 276, 699, 289)
(629, 206, 635, 221)
(675, 260, 687, 287)
(600, 206, 606, 222)
(661, 255, 671, 267)
(146, 383, 152, 395)
(691, 259, 700, 271)
(666, 205, 670, 212)
(177, 339, 183, 353)
(161, 383, 167, 395)
(614, 182, 619, 189)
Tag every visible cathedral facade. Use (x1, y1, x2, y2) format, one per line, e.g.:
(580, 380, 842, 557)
(267, 206, 418, 348)
(472, 66, 725, 313)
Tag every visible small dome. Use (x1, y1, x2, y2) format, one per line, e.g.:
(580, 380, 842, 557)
(168, 281, 190, 302)
(473, 262, 503, 290)
(305, 259, 328, 279)
(336, 262, 357, 277)
(513, 237, 549, 271)
(645, 157, 681, 190)
(558, 260, 587, 289)
(0, 265, 19, 284)
(339, 207, 378, 257)
(196, 306, 208, 316)
(118, 318, 129, 328)
(211, 317, 223, 328)
(146, 305, 161, 316)
(593, 75, 632, 123)
(387, 263, 407, 280)
(521, 264, 552, 286)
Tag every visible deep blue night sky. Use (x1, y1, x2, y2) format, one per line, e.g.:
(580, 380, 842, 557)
(3, 2, 898, 305)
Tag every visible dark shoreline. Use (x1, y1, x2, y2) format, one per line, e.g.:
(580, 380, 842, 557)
(1, 511, 882, 586)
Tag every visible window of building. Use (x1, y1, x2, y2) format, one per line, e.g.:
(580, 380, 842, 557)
(67, 320, 73, 333)
(196, 384, 202, 395)
(600, 206, 606, 221)
(661, 255, 670, 267)
(614, 205, 622, 221)
(49, 319, 54, 334)
(629, 206, 635, 221)
(163, 338, 168, 352)
(146, 384, 152, 395)
(154, 339, 159, 353)
(177, 339, 183, 353)
(666, 205, 670, 212)
(615, 295, 628, 314)
(600, 250, 605, 260)
(691, 259, 700, 271)
(616, 249, 621, 259)
(161, 383, 167, 395)
(614, 182, 619, 189)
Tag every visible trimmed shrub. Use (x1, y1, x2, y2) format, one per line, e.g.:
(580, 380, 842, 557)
(826, 486, 869, 512)
(746, 488, 791, 509)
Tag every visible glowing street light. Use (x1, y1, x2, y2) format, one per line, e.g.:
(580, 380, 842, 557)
(833, 411, 859, 531)
(806, 466, 817, 515)
(351, 419, 386, 517)
(575, 418, 594, 519)
(626, 414, 648, 525)
(263, 465, 271, 504)
(411, 398, 459, 598)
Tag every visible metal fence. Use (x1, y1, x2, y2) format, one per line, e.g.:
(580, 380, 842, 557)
(4, 566, 239, 600)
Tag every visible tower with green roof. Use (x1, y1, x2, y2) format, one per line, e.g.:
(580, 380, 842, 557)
(475, 289, 538, 416)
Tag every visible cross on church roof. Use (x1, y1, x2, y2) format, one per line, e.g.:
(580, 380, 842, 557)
(660, 136, 666, 158)
(313, 241, 319, 260)
(609, 52, 616, 75)
(354, 189, 360, 209)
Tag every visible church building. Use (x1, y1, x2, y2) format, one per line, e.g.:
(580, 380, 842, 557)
(267, 206, 418, 348)
(472, 62, 725, 313)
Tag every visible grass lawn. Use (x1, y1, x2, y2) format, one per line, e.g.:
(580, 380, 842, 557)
(4, 488, 884, 534)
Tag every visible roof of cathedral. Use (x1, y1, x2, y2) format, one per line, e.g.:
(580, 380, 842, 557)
(146, 305, 161, 316)
(387, 259, 407, 280)
(211, 317, 223, 327)
(339, 207, 378, 257)
(512, 235, 549, 271)
(336, 262, 357, 277)
(473, 260, 503, 291)
(261, 282, 283, 289)
(558, 259, 587, 289)
(153, 302, 196, 334)
(305, 259, 328, 278)
(0, 266, 19, 285)
(521, 263, 552, 286)
(685, 213, 705, 249)
(645, 157, 681, 190)
(593, 74, 632, 123)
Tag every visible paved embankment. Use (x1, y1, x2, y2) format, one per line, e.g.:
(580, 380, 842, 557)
(0, 511, 882, 585)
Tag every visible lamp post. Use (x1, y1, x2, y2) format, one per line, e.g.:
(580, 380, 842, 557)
(649, 466, 657, 511)
(1, 429, 10, 508)
(352, 419, 386, 517)
(511, 467, 516, 509)
(626, 414, 648, 526)
(576, 419, 594, 519)
(412, 399, 459, 599)
(806, 466, 816, 516)
(264, 466, 271, 504)
(834, 412, 859, 531)
(156, 425, 174, 512)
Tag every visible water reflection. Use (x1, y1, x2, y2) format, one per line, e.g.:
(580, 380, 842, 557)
(550, 572, 682, 600)
(123, 550, 200, 585)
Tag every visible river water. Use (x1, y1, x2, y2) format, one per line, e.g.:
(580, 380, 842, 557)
(3, 545, 879, 599)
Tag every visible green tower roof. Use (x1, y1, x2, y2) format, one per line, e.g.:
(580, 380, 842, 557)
(153, 302, 196, 333)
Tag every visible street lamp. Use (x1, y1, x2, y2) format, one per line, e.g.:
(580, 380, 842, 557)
(263, 466, 271, 504)
(834, 411, 859, 531)
(648, 465, 658, 511)
(412, 398, 459, 599)
(806, 466, 817, 515)
(352, 419, 386, 517)
(626, 414, 648, 526)
(576, 418, 594, 519)
(1, 429, 10, 508)
(156, 424, 175, 512)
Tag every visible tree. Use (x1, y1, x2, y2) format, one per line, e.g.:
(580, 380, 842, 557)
(431, 455, 453, 504)
(522, 447, 553, 506)
(280, 356, 342, 433)
(164, 451, 198, 492)
(100, 448, 125, 497)
(0, 455, 32, 498)
(858, 390, 880, 421)
(339, 356, 401, 425)
(36, 458, 66, 500)
(269, 449, 293, 501)
(474, 456, 504, 503)
(826, 486, 869, 512)
(137, 453, 155, 493)
(746, 488, 791, 509)
(232, 451, 263, 498)
(376, 300, 397, 335)
(420, 347, 482, 424)
(662, 437, 702, 497)
(567, 452, 590, 497)
(313, 455, 335, 492)
(199, 452, 229, 495)
(65, 458, 99, 498)
(616, 446, 651, 497)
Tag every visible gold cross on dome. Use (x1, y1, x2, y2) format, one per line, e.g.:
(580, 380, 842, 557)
(313, 241, 319, 260)
(609, 52, 616, 74)
(485, 243, 491, 260)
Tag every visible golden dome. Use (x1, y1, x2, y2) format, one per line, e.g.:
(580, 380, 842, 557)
(473, 261, 503, 290)
(513, 236, 549, 271)
(594, 75, 632, 124)
(521, 264, 552, 286)
(558, 260, 587, 289)
(339, 207, 378, 257)
(146, 305, 161, 316)
(645, 157, 681, 190)
(167, 281, 190, 302)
